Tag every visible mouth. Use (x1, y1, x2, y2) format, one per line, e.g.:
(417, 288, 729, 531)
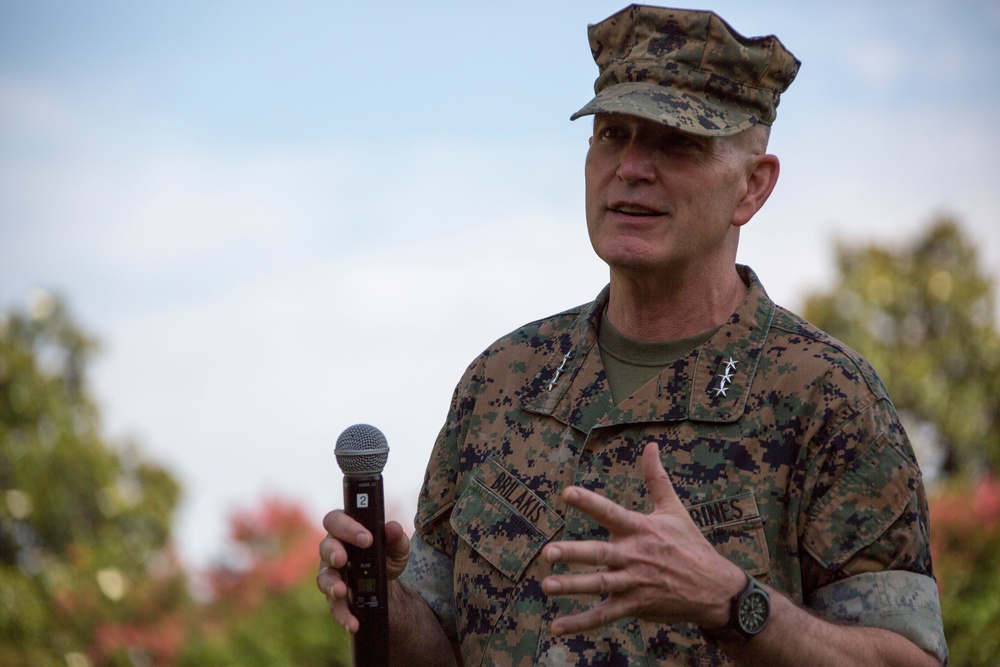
(608, 202, 664, 217)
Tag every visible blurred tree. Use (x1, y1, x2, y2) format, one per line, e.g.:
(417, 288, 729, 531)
(929, 474, 1000, 666)
(802, 218, 1000, 476)
(1, 291, 352, 666)
(0, 291, 190, 666)
(803, 218, 1000, 665)
(180, 496, 350, 666)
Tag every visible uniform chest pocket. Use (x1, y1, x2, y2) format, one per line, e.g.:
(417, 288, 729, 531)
(687, 491, 771, 579)
(450, 457, 564, 581)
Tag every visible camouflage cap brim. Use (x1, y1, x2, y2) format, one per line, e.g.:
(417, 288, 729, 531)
(570, 81, 759, 137)
(571, 6, 800, 137)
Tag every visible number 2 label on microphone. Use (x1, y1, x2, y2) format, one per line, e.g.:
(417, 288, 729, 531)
(356, 493, 369, 508)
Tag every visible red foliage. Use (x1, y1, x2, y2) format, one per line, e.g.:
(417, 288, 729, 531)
(928, 474, 1000, 592)
(970, 475, 1000, 527)
(204, 496, 325, 607)
(93, 613, 186, 665)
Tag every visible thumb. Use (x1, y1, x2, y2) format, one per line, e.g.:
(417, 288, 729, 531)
(385, 521, 410, 558)
(384, 521, 411, 579)
(642, 441, 685, 515)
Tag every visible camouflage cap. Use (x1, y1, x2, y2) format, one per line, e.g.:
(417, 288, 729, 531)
(571, 5, 801, 136)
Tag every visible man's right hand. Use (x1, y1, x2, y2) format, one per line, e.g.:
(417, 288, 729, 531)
(317, 510, 411, 634)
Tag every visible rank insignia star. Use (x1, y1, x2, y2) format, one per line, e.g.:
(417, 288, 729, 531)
(713, 357, 739, 397)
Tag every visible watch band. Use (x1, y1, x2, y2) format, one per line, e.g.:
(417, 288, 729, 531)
(701, 571, 770, 644)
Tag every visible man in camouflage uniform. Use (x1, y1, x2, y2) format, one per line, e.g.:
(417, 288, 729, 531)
(319, 5, 948, 666)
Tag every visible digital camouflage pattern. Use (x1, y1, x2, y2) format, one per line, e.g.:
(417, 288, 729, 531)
(570, 5, 801, 136)
(809, 570, 947, 662)
(405, 266, 946, 666)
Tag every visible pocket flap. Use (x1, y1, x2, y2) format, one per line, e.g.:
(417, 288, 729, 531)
(450, 458, 563, 581)
(803, 435, 918, 570)
(689, 492, 770, 578)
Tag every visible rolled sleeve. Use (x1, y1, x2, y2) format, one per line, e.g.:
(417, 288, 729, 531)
(398, 532, 458, 642)
(808, 570, 947, 665)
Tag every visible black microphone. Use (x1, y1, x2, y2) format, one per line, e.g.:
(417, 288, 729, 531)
(335, 424, 390, 667)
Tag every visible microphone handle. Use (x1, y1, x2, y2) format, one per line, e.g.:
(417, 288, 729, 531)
(343, 474, 389, 667)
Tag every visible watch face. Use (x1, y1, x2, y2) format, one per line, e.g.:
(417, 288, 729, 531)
(737, 590, 770, 634)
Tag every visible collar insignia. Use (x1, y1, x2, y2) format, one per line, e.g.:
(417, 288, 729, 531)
(712, 356, 738, 397)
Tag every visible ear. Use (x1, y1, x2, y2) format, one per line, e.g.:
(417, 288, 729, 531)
(732, 154, 780, 228)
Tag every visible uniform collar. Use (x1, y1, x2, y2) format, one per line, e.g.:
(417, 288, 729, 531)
(521, 265, 776, 433)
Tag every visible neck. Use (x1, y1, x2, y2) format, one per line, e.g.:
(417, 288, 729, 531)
(605, 264, 747, 342)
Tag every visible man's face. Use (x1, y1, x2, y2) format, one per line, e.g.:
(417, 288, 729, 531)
(585, 113, 755, 281)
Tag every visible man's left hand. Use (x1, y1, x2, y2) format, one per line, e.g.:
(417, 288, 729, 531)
(541, 441, 745, 635)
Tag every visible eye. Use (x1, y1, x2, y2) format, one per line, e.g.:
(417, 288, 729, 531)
(596, 122, 629, 143)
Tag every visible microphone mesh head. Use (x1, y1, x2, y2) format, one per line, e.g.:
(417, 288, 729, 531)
(335, 424, 389, 476)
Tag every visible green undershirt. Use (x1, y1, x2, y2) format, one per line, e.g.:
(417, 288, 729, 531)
(598, 309, 719, 405)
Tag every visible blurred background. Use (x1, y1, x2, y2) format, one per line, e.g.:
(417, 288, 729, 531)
(2, 1, 998, 665)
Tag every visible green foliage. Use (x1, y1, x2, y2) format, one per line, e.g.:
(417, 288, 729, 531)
(1, 292, 189, 666)
(802, 218, 1000, 665)
(1, 293, 350, 666)
(802, 218, 1000, 475)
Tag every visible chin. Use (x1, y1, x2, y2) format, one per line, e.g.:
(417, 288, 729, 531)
(596, 242, 663, 272)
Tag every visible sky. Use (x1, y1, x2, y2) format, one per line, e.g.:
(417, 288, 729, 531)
(2, 0, 999, 568)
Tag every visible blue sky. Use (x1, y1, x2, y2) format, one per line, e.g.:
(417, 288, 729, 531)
(2, 1, 999, 566)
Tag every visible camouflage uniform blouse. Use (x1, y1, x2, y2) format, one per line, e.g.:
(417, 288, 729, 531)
(401, 266, 947, 666)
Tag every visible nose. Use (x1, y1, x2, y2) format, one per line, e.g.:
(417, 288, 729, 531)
(616, 138, 656, 184)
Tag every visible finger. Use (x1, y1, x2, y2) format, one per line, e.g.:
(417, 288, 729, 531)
(543, 539, 623, 569)
(541, 568, 632, 596)
(641, 442, 683, 513)
(322, 509, 373, 548)
(550, 598, 632, 636)
(317, 566, 358, 634)
(384, 521, 411, 560)
(561, 486, 642, 534)
(382, 521, 412, 579)
(319, 535, 349, 570)
(316, 564, 348, 600)
(329, 597, 360, 635)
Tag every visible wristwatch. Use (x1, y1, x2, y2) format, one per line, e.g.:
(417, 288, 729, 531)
(701, 572, 770, 644)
